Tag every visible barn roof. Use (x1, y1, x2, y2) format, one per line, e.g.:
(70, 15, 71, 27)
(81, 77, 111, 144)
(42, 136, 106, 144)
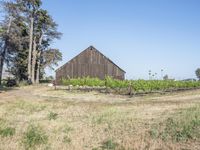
(56, 46, 126, 73)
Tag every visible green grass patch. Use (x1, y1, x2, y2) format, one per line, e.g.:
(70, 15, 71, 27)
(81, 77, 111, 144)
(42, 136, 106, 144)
(0, 119, 15, 137)
(22, 125, 48, 149)
(0, 127, 15, 137)
(93, 139, 124, 150)
(101, 139, 118, 150)
(48, 112, 58, 120)
(150, 105, 200, 142)
(63, 135, 71, 144)
(63, 124, 73, 133)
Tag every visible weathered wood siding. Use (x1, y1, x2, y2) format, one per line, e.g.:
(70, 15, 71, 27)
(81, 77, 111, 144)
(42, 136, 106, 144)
(56, 46, 125, 83)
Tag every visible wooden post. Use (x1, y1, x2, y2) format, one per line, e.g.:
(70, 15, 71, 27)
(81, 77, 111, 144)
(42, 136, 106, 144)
(53, 80, 57, 90)
(105, 78, 108, 93)
(128, 82, 133, 96)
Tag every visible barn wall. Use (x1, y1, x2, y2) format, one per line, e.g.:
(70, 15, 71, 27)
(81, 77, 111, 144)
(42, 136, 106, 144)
(56, 47, 125, 83)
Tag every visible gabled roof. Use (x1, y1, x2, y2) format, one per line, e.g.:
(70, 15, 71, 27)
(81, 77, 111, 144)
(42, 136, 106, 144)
(56, 46, 126, 73)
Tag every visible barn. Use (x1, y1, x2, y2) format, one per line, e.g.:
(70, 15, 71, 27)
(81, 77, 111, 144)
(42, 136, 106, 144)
(56, 46, 125, 83)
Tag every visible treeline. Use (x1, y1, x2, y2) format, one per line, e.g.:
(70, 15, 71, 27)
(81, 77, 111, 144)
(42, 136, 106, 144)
(0, 0, 62, 85)
(61, 77, 200, 94)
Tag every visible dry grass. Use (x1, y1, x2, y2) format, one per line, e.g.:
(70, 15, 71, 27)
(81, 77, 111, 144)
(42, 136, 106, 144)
(0, 85, 199, 150)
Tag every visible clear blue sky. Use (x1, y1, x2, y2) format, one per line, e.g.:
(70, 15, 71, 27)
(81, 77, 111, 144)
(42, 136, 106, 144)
(23, 1, 200, 79)
(42, 0, 200, 80)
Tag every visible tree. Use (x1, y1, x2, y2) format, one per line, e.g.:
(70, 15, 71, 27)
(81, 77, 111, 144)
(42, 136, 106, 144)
(195, 68, 200, 81)
(31, 9, 62, 84)
(18, 0, 42, 82)
(0, 0, 62, 84)
(0, 1, 20, 84)
(163, 74, 169, 80)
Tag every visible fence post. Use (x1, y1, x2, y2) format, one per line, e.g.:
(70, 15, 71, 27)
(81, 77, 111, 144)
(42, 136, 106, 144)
(53, 80, 57, 90)
(105, 78, 108, 93)
(128, 82, 133, 96)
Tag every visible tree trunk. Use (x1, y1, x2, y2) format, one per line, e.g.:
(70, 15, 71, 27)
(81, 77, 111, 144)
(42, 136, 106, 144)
(0, 55, 4, 85)
(31, 36, 37, 84)
(0, 17, 13, 85)
(28, 17, 34, 82)
(35, 33, 43, 84)
(36, 51, 41, 84)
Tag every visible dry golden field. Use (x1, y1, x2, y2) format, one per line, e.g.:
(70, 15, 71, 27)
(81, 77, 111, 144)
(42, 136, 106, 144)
(0, 85, 199, 150)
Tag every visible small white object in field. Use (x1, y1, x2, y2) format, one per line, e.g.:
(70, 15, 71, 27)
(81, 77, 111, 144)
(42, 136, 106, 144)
(48, 83, 54, 87)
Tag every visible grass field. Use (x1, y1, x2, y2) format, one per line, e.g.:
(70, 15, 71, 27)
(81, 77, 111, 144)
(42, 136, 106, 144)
(0, 85, 200, 150)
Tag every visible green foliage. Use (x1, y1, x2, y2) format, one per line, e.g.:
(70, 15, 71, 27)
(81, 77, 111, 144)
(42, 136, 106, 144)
(23, 125, 48, 149)
(195, 68, 200, 80)
(48, 112, 58, 120)
(0, 127, 15, 137)
(63, 135, 71, 144)
(150, 105, 200, 142)
(0, 119, 15, 137)
(61, 77, 200, 93)
(100, 139, 119, 150)
(39, 80, 52, 84)
(63, 124, 73, 133)
(62, 77, 105, 87)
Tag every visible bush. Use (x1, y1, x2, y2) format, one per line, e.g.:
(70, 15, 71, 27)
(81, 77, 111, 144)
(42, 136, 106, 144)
(6, 79, 17, 87)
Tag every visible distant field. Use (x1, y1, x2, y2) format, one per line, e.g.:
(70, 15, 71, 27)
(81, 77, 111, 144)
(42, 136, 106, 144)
(0, 85, 199, 150)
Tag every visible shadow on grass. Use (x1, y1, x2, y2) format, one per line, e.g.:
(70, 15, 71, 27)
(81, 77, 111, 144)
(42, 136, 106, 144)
(0, 86, 17, 93)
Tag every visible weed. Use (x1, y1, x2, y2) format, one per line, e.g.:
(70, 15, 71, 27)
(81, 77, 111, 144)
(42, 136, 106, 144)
(101, 139, 118, 150)
(23, 125, 48, 149)
(0, 127, 15, 137)
(48, 112, 58, 120)
(150, 105, 200, 142)
(63, 124, 73, 133)
(63, 135, 71, 144)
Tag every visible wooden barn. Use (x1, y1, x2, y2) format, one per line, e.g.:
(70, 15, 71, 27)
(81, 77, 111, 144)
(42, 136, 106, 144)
(56, 46, 125, 83)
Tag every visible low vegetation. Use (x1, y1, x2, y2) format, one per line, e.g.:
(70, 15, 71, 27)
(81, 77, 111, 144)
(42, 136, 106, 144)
(22, 125, 48, 149)
(0, 127, 15, 137)
(0, 119, 15, 137)
(0, 86, 199, 149)
(48, 112, 58, 120)
(61, 77, 200, 94)
(150, 105, 200, 142)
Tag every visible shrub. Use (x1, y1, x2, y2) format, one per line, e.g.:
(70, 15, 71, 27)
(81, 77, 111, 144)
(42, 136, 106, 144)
(6, 79, 17, 87)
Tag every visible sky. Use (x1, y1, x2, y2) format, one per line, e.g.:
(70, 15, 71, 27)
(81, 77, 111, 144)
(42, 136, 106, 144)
(9, 0, 200, 80)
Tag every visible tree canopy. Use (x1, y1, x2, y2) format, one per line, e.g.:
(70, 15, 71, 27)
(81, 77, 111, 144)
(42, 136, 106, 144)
(0, 0, 62, 84)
